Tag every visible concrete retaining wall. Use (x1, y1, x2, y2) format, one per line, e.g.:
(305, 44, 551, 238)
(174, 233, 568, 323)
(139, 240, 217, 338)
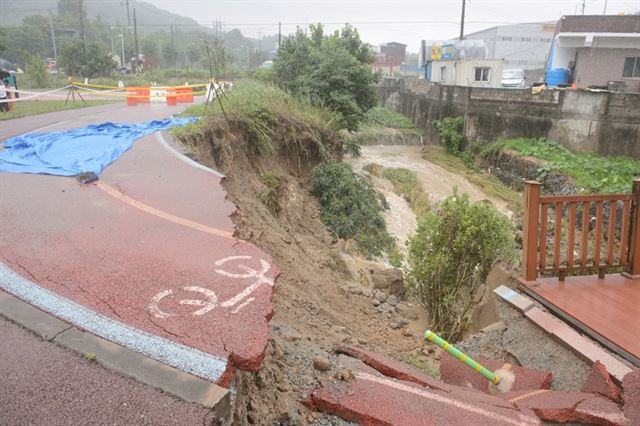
(380, 79, 640, 158)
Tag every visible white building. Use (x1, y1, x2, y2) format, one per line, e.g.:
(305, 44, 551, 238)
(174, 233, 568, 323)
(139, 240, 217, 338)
(547, 15, 640, 92)
(430, 59, 503, 88)
(464, 22, 556, 70)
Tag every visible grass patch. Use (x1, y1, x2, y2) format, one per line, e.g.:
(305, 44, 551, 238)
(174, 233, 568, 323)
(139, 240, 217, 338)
(363, 107, 417, 129)
(423, 145, 522, 211)
(344, 107, 422, 149)
(388, 246, 404, 268)
(260, 172, 281, 214)
(178, 79, 342, 159)
(363, 162, 383, 176)
(381, 167, 431, 218)
(405, 353, 439, 378)
(482, 138, 640, 194)
(0, 99, 116, 121)
(324, 250, 351, 277)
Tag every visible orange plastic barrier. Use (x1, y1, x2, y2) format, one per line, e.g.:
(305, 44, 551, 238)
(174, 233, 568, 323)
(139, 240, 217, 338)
(166, 88, 178, 106)
(137, 87, 150, 103)
(175, 86, 194, 103)
(125, 87, 138, 106)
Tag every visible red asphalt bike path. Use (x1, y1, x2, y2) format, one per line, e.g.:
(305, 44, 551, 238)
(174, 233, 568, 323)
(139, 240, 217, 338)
(0, 104, 277, 385)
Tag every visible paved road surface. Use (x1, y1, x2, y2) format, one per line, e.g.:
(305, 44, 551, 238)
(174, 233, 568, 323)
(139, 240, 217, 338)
(0, 102, 276, 386)
(0, 316, 214, 426)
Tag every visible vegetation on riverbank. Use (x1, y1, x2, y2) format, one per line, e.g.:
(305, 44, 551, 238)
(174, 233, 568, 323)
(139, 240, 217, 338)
(482, 138, 640, 194)
(313, 162, 395, 258)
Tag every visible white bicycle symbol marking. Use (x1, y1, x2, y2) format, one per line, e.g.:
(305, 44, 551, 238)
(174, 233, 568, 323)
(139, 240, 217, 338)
(148, 255, 274, 319)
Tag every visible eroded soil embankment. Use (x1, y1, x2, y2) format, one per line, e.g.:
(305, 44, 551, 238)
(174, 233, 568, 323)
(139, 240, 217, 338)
(179, 115, 428, 424)
(482, 148, 576, 194)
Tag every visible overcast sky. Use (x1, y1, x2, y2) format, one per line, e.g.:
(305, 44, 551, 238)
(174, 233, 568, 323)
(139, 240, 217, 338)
(147, 0, 640, 51)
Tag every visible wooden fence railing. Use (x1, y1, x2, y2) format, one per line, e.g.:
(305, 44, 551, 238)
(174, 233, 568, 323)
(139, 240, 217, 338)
(521, 180, 640, 282)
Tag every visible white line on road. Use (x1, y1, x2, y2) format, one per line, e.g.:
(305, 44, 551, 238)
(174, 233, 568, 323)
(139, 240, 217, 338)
(155, 132, 225, 178)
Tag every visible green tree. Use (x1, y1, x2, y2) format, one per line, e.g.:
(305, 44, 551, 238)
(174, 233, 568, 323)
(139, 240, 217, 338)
(3, 16, 52, 65)
(25, 55, 50, 88)
(59, 39, 114, 78)
(140, 37, 159, 60)
(406, 190, 515, 341)
(162, 42, 180, 67)
(273, 24, 377, 130)
(436, 116, 466, 154)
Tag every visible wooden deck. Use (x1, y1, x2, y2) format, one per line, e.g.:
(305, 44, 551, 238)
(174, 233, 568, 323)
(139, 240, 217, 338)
(521, 274, 640, 366)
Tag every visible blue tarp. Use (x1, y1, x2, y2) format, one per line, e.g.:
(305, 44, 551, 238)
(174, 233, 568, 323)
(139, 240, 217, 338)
(0, 117, 197, 177)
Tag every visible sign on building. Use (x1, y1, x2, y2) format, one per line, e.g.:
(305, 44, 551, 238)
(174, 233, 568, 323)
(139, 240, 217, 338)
(430, 46, 442, 60)
(441, 44, 454, 60)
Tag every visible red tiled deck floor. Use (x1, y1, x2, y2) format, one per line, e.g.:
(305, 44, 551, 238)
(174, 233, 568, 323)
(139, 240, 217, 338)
(521, 274, 640, 366)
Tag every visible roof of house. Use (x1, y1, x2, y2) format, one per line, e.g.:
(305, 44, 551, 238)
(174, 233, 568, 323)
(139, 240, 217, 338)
(463, 21, 556, 38)
(380, 42, 407, 47)
(557, 15, 640, 34)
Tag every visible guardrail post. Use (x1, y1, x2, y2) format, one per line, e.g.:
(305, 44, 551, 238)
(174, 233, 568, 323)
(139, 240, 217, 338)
(522, 181, 542, 282)
(624, 179, 640, 278)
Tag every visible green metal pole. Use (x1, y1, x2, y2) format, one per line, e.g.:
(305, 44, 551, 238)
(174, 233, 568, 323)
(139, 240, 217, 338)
(424, 329, 501, 385)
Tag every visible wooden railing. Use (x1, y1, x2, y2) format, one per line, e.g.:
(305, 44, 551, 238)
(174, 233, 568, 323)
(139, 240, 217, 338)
(521, 180, 640, 282)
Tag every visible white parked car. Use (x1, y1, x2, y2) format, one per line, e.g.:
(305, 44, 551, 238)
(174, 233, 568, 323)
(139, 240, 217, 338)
(501, 69, 526, 88)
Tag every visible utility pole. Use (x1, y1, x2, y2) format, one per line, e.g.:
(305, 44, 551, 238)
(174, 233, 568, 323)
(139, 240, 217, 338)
(49, 11, 58, 65)
(78, 0, 86, 51)
(125, 0, 131, 27)
(120, 27, 125, 70)
(258, 29, 262, 51)
(278, 22, 282, 49)
(581, 0, 586, 15)
(170, 23, 175, 67)
(133, 7, 140, 73)
(459, 0, 466, 40)
(603, 0, 608, 14)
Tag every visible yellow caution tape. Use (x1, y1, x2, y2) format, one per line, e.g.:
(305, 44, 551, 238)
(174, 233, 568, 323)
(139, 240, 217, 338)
(76, 89, 208, 99)
(72, 81, 214, 90)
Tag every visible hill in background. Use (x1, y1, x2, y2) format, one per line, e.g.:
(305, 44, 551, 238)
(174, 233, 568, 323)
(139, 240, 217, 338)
(0, 0, 200, 30)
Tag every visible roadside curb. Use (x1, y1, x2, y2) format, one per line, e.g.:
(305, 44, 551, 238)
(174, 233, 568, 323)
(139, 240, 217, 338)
(0, 289, 230, 422)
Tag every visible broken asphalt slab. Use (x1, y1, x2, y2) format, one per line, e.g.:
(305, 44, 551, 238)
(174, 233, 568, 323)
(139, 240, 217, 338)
(439, 350, 553, 393)
(316, 348, 542, 425)
(503, 389, 629, 425)
(622, 369, 640, 424)
(0, 129, 277, 386)
(582, 361, 622, 403)
(319, 344, 632, 425)
(334, 344, 450, 391)
(309, 370, 542, 426)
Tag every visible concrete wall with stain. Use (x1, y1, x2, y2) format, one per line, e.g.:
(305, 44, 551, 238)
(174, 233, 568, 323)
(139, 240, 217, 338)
(380, 79, 640, 158)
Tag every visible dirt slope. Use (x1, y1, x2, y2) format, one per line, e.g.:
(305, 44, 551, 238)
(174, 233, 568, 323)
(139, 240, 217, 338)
(180, 116, 426, 424)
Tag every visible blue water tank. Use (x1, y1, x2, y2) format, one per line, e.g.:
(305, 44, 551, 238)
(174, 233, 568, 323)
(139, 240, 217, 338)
(546, 68, 570, 87)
